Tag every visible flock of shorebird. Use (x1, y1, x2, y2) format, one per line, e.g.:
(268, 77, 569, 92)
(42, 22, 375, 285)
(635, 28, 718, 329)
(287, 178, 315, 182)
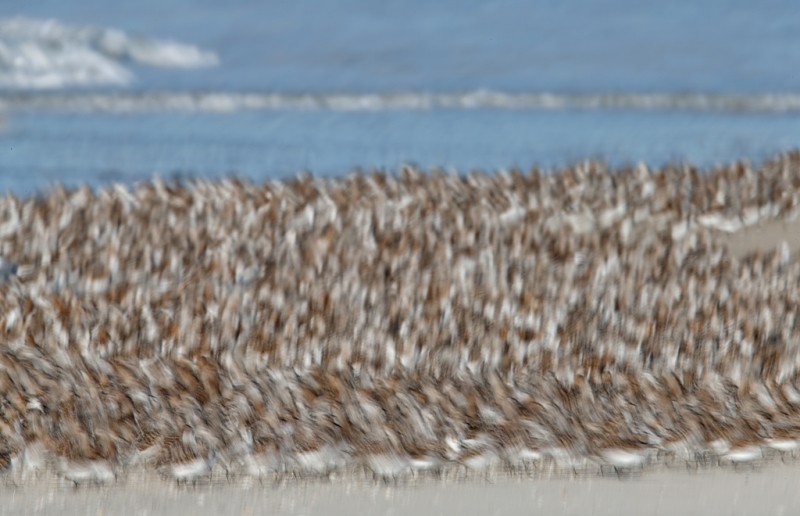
(1, 152, 800, 484)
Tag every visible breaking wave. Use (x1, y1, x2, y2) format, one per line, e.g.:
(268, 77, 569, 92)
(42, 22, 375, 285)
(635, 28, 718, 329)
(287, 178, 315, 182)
(0, 16, 218, 89)
(2, 90, 800, 113)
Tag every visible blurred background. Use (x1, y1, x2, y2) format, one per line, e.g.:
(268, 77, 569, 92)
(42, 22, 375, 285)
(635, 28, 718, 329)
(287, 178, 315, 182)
(1, 0, 799, 196)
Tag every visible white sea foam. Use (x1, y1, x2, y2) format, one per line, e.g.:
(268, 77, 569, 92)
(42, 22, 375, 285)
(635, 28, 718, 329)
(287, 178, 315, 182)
(2, 90, 800, 113)
(0, 16, 218, 89)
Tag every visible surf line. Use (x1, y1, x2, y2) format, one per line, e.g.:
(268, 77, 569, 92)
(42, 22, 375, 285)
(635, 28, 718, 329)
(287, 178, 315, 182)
(2, 90, 800, 113)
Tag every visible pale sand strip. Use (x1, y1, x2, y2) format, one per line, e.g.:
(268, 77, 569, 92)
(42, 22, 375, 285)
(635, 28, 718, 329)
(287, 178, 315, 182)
(4, 465, 800, 516)
(715, 216, 800, 260)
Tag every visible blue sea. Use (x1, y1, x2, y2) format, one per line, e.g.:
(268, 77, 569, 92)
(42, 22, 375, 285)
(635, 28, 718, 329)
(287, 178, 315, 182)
(1, 0, 800, 196)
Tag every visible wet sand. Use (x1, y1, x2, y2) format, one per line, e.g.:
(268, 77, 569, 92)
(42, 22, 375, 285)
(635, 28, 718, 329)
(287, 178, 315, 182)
(5, 463, 800, 516)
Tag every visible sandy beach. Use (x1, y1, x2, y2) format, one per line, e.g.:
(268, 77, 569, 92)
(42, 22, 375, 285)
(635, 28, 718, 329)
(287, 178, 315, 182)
(5, 461, 800, 516)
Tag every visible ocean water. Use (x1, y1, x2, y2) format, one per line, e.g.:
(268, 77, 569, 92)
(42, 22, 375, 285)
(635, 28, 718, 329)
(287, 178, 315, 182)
(1, 0, 799, 195)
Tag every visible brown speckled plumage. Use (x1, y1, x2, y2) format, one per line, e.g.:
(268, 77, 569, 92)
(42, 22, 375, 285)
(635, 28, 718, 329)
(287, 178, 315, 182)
(2, 152, 800, 482)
